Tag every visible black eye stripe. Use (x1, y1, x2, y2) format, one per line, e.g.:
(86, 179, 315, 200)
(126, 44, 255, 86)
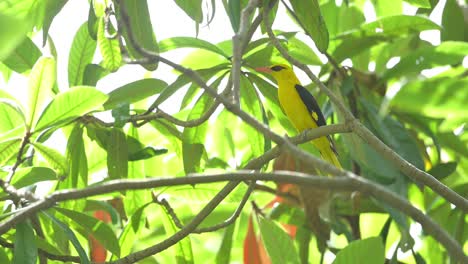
(270, 65, 285, 71)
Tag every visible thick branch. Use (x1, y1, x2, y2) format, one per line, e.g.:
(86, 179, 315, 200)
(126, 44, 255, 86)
(261, 5, 468, 212)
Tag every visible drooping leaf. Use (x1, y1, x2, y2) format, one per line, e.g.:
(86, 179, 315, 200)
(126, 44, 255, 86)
(160, 204, 194, 264)
(55, 207, 120, 257)
(10, 166, 57, 189)
(31, 142, 68, 176)
(68, 22, 97, 87)
(159, 37, 229, 58)
(35, 86, 108, 132)
(427, 162, 457, 180)
(224, 0, 241, 32)
(441, 0, 465, 42)
(289, 0, 329, 52)
(0, 97, 25, 135)
(42, 0, 68, 46)
(97, 17, 121, 71)
(42, 211, 90, 264)
(174, 0, 203, 23)
(333, 237, 385, 264)
(104, 78, 168, 110)
(216, 222, 236, 264)
(259, 217, 300, 264)
(66, 124, 88, 189)
(12, 220, 37, 264)
(27, 57, 56, 129)
(107, 127, 128, 179)
(119, 0, 158, 70)
(0, 138, 21, 165)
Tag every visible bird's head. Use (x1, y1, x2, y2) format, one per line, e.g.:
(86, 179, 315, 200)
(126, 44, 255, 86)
(255, 64, 296, 83)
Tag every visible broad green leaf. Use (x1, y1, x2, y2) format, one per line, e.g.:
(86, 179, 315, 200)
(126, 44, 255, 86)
(12, 220, 37, 264)
(287, 37, 322, 65)
(441, 0, 465, 42)
(383, 41, 468, 80)
(87, 0, 98, 40)
(0, 13, 29, 61)
(66, 124, 88, 189)
(55, 207, 120, 257)
(174, 0, 203, 23)
(104, 78, 168, 110)
(0, 138, 21, 165)
(181, 49, 229, 70)
(160, 203, 194, 264)
(68, 22, 97, 87)
(428, 162, 457, 180)
(391, 76, 468, 119)
(373, 0, 402, 17)
(115, 203, 151, 259)
(289, 0, 329, 52)
(183, 143, 205, 174)
(10, 167, 56, 189)
(42, 0, 68, 46)
(32, 142, 68, 176)
(2, 37, 42, 73)
(159, 37, 229, 58)
(27, 57, 55, 129)
(119, 0, 158, 70)
(42, 211, 90, 264)
(240, 75, 264, 159)
(215, 222, 235, 264)
(35, 86, 108, 132)
(82, 63, 109, 86)
(0, 0, 46, 30)
(259, 217, 300, 264)
(332, 36, 387, 63)
(404, 0, 431, 8)
(107, 127, 128, 179)
(333, 237, 385, 264)
(224, 0, 241, 32)
(0, 97, 25, 134)
(97, 17, 121, 71)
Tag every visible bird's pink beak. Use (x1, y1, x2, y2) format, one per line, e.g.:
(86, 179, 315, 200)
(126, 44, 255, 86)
(255, 67, 272, 73)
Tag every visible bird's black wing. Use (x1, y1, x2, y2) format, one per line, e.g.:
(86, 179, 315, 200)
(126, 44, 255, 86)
(295, 84, 327, 127)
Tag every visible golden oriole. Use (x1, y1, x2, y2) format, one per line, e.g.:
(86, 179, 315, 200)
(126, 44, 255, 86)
(256, 64, 341, 170)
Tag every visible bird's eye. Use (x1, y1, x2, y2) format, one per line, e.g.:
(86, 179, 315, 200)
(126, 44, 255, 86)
(270, 65, 285, 71)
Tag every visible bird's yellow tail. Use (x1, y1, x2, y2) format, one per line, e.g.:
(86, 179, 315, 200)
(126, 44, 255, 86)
(313, 137, 342, 171)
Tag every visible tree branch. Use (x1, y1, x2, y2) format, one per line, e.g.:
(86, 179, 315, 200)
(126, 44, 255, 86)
(261, 4, 468, 212)
(0, 172, 465, 263)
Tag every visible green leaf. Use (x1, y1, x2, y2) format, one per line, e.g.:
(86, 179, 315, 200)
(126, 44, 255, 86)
(55, 207, 120, 257)
(97, 17, 121, 71)
(107, 128, 128, 179)
(0, 12, 29, 61)
(225, 0, 241, 32)
(160, 204, 194, 264)
(35, 86, 108, 132)
(289, 0, 329, 52)
(383, 41, 468, 80)
(82, 63, 109, 86)
(287, 37, 322, 65)
(104, 78, 168, 110)
(42, 0, 68, 46)
(12, 220, 37, 264)
(332, 237, 385, 264)
(159, 37, 229, 58)
(32, 142, 68, 176)
(391, 75, 468, 119)
(26, 57, 55, 129)
(215, 223, 236, 264)
(68, 22, 97, 87)
(128, 147, 168, 161)
(42, 211, 90, 264)
(174, 0, 203, 23)
(0, 138, 21, 166)
(10, 167, 57, 189)
(119, 0, 158, 70)
(441, 0, 465, 42)
(428, 162, 457, 180)
(339, 15, 440, 39)
(2, 37, 41, 73)
(182, 143, 205, 174)
(115, 203, 151, 259)
(259, 217, 300, 264)
(240, 75, 264, 159)
(0, 97, 25, 135)
(404, 0, 431, 8)
(66, 124, 88, 189)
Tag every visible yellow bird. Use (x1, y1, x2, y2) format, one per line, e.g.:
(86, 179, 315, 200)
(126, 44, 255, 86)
(256, 64, 341, 170)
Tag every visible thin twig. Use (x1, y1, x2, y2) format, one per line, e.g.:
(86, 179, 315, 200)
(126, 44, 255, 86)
(261, 3, 468, 212)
